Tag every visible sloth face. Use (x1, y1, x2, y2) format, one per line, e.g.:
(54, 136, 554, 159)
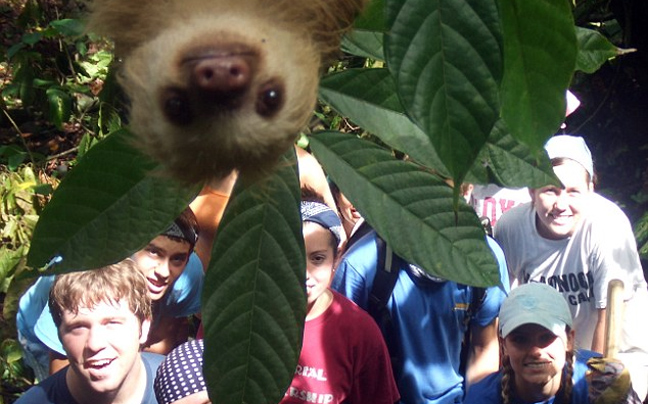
(121, 13, 321, 184)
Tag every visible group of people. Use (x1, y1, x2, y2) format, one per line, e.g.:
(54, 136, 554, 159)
(15, 133, 648, 404)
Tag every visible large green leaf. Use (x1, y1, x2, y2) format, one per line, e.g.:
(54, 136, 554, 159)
(311, 131, 499, 287)
(499, 0, 576, 151)
(27, 129, 199, 273)
(320, 68, 449, 176)
(385, 0, 502, 185)
(575, 26, 634, 74)
(203, 151, 305, 404)
(468, 119, 558, 189)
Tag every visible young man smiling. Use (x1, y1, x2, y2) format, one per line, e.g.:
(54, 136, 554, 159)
(16, 260, 163, 404)
(17, 208, 203, 379)
(495, 134, 648, 399)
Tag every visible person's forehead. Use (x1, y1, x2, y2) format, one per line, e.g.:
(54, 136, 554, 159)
(303, 221, 333, 238)
(147, 235, 191, 254)
(62, 299, 136, 322)
(552, 160, 590, 187)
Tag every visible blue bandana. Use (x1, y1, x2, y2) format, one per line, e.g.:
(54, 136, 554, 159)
(300, 201, 343, 246)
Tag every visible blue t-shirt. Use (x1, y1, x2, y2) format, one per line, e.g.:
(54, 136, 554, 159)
(15, 352, 164, 404)
(17, 252, 203, 358)
(331, 231, 509, 404)
(464, 350, 600, 404)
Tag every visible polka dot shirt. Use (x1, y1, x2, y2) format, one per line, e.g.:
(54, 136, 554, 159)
(154, 339, 206, 404)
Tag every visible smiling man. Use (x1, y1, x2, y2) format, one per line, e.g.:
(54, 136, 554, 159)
(16, 260, 163, 404)
(17, 208, 203, 379)
(495, 135, 648, 399)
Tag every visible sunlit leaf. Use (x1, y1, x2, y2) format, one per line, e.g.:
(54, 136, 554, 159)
(575, 26, 634, 73)
(46, 87, 72, 130)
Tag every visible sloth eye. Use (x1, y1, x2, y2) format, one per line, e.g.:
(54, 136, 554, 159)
(162, 88, 192, 126)
(256, 82, 284, 118)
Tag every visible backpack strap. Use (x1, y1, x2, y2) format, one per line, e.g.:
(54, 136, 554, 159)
(367, 235, 400, 325)
(459, 286, 487, 376)
(367, 234, 402, 376)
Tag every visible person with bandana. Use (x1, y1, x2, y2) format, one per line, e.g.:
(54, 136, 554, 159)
(290, 189, 400, 403)
(17, 207, 204, 380)
(152, 192, 400, 404)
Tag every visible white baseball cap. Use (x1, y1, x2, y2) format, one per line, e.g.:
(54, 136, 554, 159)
(499, 283, 573, 340)
(544, 134, 594, 180)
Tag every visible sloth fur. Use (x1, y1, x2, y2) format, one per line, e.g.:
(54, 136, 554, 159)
(87, 0, 366, 184)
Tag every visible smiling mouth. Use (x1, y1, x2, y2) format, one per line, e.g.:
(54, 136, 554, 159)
(549, 213, 572, 222)
(524, 361, 550, 369)
(147, 277, 168, 289)
(85, 358, 115, 369)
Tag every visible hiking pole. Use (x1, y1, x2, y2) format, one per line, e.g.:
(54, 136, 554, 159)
(604, 279, 625, 358)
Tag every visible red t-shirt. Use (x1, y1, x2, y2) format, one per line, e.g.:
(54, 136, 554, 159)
(281, 290, 399, 404)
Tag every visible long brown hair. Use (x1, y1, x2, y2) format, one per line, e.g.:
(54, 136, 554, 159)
(500, 335, 575, 404)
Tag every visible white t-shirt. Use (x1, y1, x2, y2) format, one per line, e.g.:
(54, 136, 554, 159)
(495, 193, 648, 397)
(495, 193, 647, 348)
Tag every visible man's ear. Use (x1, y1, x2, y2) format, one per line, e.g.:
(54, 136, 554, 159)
(140, 318, 152, 345)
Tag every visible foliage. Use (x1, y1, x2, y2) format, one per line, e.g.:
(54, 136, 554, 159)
(0, 165, 57, 401)
(1, 0, 632, 403)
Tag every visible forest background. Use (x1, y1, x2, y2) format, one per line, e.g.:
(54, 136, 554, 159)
(1, 0, 648, 402)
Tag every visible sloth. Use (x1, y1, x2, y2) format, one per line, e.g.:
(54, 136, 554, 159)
(87, 0, 366, 184)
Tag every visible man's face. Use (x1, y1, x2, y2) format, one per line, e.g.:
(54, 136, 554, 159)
(502, 324, 572, 395)
(132, 235, 191, 301)
(60, 299, 149, 396)
(531, 160, 592, 240)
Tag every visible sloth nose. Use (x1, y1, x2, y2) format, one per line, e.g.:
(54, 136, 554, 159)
(191, 55, 252, 96)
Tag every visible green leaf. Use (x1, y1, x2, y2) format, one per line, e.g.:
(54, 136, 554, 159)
(49, 19, 85, 37)
(7, 42, 26, 60)
(385, 0, 502, 185)
(311, 131, 499, 287)
(21, 32, 42, 46)
(354, 0, 386, 31)
(203, 151, 304, 404)
(634, 211, 648, 260)
(46, 87, 72, 130)
(575, 26, 634, 74)
(7, 153, 27, 171)
(27, 129, 200, 272)
(499, 0, 577, 151)
(342, 31, 384, 60)
(468, 119, 558, 189)
(32, 183, 54, 196)
(320, 68, 449, 176)
(0, 247, 24, 287)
